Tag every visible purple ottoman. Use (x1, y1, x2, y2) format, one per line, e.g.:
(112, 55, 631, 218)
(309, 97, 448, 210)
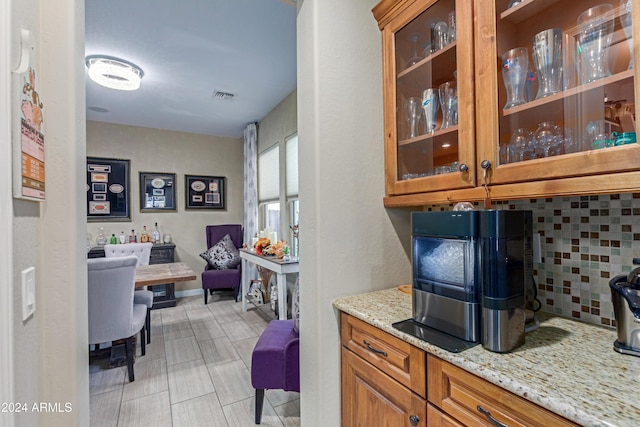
(251, 320, 300, 424)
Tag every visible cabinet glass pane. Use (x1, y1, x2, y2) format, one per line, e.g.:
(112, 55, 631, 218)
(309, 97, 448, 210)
(394, 0, 459, 181)
(495, 0, 635, 166)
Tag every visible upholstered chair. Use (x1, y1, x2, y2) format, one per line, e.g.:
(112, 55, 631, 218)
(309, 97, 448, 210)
(88, 256, 146, 382)
(104, 242, 153, 343)
(201, 224, 243, 304)
(250, 319, 300, 424)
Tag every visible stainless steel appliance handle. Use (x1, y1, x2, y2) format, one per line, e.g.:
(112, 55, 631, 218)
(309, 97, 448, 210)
(363, 339, 387, 357)
(477, 405, 509, 427)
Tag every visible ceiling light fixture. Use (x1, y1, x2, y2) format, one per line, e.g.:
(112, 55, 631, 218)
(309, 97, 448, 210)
(85, 55, 144, 91)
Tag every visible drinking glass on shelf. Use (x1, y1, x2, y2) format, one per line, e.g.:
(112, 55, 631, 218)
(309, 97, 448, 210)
(422, 88, 439, 134)
(532, 28, 563, 99)
(439, 81, 457, 129)
(448, 11, 456, 43)
(591, 133, 610, 149)
(533, 121, 563, 158)
(577, 4, 615, 84)
(432, 20, 449, 51)
(508, 128, 532, 163)
(405, 97, 423, 139)
(502, 47, 529, 109)
(406, 32, 424, 68)
(620, 0, 633, 70)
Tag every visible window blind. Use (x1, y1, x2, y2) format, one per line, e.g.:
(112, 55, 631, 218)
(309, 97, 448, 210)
(286, 134, 298, 197)
(258, 145, 280, 201)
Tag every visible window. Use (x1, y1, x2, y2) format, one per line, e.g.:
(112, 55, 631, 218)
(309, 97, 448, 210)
(258, 145, 281, 239)
(257, 133, 299, 253)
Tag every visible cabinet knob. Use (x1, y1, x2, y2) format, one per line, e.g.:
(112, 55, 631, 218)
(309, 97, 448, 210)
(409, 415, 420, 426)
(458, 163, 469, 172)
(480, 159, 492, 170)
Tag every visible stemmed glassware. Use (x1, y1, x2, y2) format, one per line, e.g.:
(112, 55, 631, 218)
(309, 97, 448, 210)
(406, 32, 423, 68)
(405, 97, 423, 139)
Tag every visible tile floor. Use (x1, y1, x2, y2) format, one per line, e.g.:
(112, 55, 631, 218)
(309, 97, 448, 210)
(89, 292, 300, 427)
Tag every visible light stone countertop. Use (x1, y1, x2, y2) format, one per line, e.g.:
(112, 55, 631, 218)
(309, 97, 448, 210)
(333, 287, 640, 427)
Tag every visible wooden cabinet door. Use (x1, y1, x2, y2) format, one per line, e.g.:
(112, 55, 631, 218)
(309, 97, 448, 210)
(373, 0, 477, 197)
(341, 347, 427, 427)
(475, 0, 640, 196)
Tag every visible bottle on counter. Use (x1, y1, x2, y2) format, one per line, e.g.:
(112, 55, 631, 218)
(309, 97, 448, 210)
(129, 229, 137, 243)
(110, 233, 117, 244)
(152, 222, 161, 245)
(140, 226, 150, 243)
(119, 231, 126, 244)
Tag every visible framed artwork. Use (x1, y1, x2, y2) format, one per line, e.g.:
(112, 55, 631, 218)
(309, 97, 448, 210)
(139, 172, 177, 212)
(87, 157, 130, 222)
(185, 175, 226, 210)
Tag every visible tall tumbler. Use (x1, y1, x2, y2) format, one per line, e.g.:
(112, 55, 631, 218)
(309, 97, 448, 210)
(502, 47, 529, 109)
(405, 97, 423, 139)
(439, 81, 457, 129)
(620, 0, 633, 70)
(422, 88, 439, 133)
(577, 4, 615, 84)
(532, 28, 563, 98)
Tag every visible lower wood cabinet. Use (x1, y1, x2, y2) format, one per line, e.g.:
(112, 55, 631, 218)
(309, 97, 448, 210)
(341, 348, 427, 426)
(340, 312, 427, 426)
(427, 354, 579, 427)
(339, 312, 582, 427)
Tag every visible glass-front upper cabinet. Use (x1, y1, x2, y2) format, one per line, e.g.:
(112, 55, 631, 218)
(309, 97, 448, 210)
(476, 0, 640, 186)
(373, 0, 476, 196)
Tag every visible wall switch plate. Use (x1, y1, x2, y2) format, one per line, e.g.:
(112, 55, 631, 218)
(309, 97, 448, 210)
(21, 267, 36, 321)
(533, 233, 542, 264)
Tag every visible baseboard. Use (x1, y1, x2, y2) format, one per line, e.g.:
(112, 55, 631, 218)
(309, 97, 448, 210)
(175, 288, 203, 298)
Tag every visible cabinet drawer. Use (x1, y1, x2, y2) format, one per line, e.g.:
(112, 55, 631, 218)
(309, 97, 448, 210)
(427, 403, 464, 427)
(428, 355, 579, 427)
(340, 312, 426, 398)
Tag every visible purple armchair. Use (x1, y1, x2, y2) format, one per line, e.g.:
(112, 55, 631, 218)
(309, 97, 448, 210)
(251, 320, 300, 424)
(202, 224, 243, 304)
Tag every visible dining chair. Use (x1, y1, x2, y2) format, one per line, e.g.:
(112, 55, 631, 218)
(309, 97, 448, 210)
(201, 224, 243, 304)
(104, 242, 153, 344)
(88, 256, 146, 382)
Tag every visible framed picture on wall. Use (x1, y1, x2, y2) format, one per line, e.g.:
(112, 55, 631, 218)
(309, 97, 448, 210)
(139, 172, 177, 212)
(87, 157, 130, 222)
(185, 175, 226, 210)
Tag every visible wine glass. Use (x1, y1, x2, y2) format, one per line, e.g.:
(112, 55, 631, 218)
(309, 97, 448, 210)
(406, 32, 423, 68)
(439, 81, 457, 129)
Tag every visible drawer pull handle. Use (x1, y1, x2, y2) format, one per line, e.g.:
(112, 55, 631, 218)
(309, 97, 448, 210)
(363, 339, 387, 357)
(477, 405, 508, 427)
(409, 414, 419, 426)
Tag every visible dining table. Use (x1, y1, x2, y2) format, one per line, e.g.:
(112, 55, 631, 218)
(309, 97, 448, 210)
(134, 261, 196, 288)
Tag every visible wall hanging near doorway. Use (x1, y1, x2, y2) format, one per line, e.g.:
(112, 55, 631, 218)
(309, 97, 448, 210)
(185, 175, 226, 210)
(86, 157, 131, 222)
(139, 172, 177, 212)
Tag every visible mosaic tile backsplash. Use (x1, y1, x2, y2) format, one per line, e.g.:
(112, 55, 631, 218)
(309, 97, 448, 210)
(427, 193, 640, 330)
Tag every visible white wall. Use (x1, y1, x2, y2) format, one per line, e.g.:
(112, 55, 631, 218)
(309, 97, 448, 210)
(297, 0, 412, 425)
(86, 121, 244, 293)
(6, 0, 89, 425)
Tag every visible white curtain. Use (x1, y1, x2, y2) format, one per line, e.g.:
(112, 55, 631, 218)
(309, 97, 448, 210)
(243, 123, 258, 279)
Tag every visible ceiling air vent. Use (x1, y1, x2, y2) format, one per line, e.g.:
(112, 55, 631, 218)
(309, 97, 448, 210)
(212, 90, 236, 101)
